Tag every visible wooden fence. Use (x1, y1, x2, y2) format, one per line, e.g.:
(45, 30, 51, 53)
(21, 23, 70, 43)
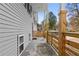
(32, 31, 44, 37)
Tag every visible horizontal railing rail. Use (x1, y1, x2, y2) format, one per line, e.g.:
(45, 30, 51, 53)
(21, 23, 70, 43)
(64, 32, 79, 56)
(64, 32, 79, 38)
(45, 30, 79, 56)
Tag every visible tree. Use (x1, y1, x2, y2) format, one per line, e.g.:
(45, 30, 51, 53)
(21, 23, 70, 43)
(66, 3, 79, 17)
(66, 3, 79, 31)
(48, 12, 57, 30)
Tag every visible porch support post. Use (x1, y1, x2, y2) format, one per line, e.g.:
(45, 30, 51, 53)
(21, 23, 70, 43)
(46, 10, 49, 43)
(58, 4, 67, 55)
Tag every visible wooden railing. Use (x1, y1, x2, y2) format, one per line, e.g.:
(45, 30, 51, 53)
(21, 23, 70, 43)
(45, 31, 79, 56)
(64, 32, 79, 56)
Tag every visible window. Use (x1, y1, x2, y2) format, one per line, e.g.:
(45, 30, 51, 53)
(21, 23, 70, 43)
(29, 5, 32, 14)
(23, 3, 27, 8)
(27, 3, 30, 12)
(17, 34, 24, 55)
(24, 3, 32, 15)
(19, 44, 24, 53)
(20, 36, 24, 44)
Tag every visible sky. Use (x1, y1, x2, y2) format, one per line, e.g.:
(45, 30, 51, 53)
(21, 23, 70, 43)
(38, 11, 44, 24)
(38, 3, 60, 24)
(37, 3, 79, 24)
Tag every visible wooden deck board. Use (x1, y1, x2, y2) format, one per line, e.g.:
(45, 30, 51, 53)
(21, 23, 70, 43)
(21, 37, 57, 56)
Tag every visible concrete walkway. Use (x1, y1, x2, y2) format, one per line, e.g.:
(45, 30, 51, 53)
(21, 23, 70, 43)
(21, 37, 57, 56)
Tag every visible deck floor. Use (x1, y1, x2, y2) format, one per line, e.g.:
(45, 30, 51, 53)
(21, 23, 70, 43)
(21, 37, 57, 56)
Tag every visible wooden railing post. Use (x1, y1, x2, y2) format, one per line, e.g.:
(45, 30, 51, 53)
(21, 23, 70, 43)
(51, 34, 52, 46)
(58, 4, 67, 56)
(46, 31, 48, 43)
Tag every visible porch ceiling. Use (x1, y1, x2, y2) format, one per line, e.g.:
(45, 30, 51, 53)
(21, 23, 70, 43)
(31, 3, 48, 12)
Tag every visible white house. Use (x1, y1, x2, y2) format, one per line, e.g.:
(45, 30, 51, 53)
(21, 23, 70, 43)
(0, 3, 48, 56)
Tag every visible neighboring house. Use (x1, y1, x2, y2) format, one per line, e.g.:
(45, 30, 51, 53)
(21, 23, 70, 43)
(32, 11, 38, 32)
(0, 3, 48, 56)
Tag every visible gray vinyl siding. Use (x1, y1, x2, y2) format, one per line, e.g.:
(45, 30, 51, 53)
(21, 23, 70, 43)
(0, 3, 32, 56)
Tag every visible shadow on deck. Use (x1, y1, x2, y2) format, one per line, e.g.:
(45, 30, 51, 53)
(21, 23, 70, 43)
(21, 37, 58, 56)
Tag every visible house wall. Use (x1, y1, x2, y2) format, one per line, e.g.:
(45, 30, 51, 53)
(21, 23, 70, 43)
(0, 3, 32, 56)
